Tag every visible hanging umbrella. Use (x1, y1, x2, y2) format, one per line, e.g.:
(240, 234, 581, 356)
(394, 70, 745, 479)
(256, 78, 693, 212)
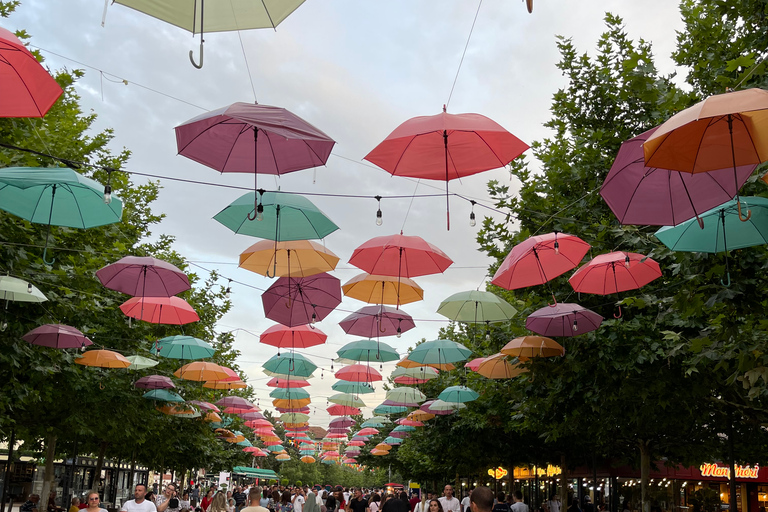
(364, 108, 529, 229)
(120, 296, 199, 325)
(396, 418, 424, 427)
(215, 190, 339, 240)
(357, 427, 379, 436)
(327, 404, 361, 416)
(328, 393, 366, 408)
(428, 400, 466, 412)
(395, 355, 452, 370)
(420, 400, 452, 416)
(204, 411, 223, 422)
(391, 365, 439, 380)
(476, 353, 528, 379)
(373, 404, 408, 415)
(216, 396, 254, 409)
(335, 364, 382, 383)
(408, 339, 472, 365)
(407, 410, 435, 422)
(188, 400, 220, 413)
(23, 323, 92, 349)
(0, 275, 47, 303)
(437, 385, 479, 403)
(260, 324, 327, 353)
(204, 379, 246, 389)
(465, 357, 486, 372)
(158, 404, 200, 418)
(281, 412, 310, 423)
(332, 381, 375, 394)
(491, 232, 590, 292)
(262, 272, 341, 327)
(174, 361, 229, 381)
(134, 375, 174, 389)
(342, 273, 424, 306)
(393, 376, 429, 385)
(655, 197, 768, 286)
(267, 377, 310, 388)
(125, 355, 159, 370)
(568, 252, 662, 296)
(269, 387, 310, 400)
(142, 389, 184, 402)
(339, 305, 416, 338)
(600, 126, 756, 227)
(156, 335, 215, 359)
(109, 2, 307, 67)
(96, 256, 190, 297)
(301, 455, 316, 464)
(644, 88, 768, 222)
(437, 290, 517, 324)
(349, 233, 453, 278)
(75, 349, 131, 368)
(375, 443, 392, 451)
(262, 352, 317, 378)
(525, 303, 603, 337)
(336, 339, 400, 363)
(329, 416, 355, 428)
(385, 387, 426, 404)
(0, 167, 122, 264)
(240, 239, 340, 278)
(273, 397, 311, 409)
(391, 425, 415, 433)
(385, 436, 404, 445)
(501, 336, 564, 358)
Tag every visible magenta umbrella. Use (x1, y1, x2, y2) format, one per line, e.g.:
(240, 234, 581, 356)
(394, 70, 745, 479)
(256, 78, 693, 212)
(188, 400, 221, 413)
(216, 396, 255, 409)
(96, 256, 191, 297)
(262, 273, 341, 327)
(23, 324, 92, 349)
(175, 102, 336, 215)
(134, 375, 175, 390)
(525, 303, 603, 337)
(339, 305, 416, 338)
(382, 399, 419, 408)
(329, 416, 355, 428)
(600, 127, 756, 227)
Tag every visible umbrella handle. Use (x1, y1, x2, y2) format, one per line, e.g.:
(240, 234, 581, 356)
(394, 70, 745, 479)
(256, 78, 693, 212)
(721, 272, 731, 288)
(189, 39, 204, 69)
(696, 216, 705, 230)
(737, 201, 752, 222)
(613, 305, 622, 319)
(526, 0, 533, 12)
(548, 294, 557, 307)
(42, 246, 55, 266)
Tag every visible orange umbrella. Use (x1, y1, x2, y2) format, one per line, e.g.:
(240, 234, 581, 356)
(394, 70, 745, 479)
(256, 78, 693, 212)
(261, 435, 281, 442)
(158, 404, 200, 417)
(370, 449, 388, 456)
(301, 455, 316, 463)
(477, 353, 528, 379)
(240, 239, 340, 278)
(342, 273, 424, 306)
(174, 362, 229, 381)
(203, 411, 223, 422)
(75, 349, 131, 368)
(375, 443, 392, 451)
(273, 397, 311, 408)
(407, 410, 435, 421)
(276, 454, 291, 461)
(203, 379, 247, 389)
(500, 336, 564, 358)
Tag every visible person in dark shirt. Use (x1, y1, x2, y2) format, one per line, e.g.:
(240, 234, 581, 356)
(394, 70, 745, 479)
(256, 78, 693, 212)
(492, 494, 509, 512)
(381, 494, 409, 512)
(21, 495, 41, 512)
(347, 490, 367, 512)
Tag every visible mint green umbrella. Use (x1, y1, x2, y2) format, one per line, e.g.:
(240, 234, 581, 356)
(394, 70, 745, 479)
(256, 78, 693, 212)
(269, 387, 310, 400)
(437, 385, 479, 403)
(262, 352, 317, 378)
(328, 393, 366, 408)
(214, 191, 339, 241)
(391, 366, 439, 380)
(336, 339, 400, 363)
(0, 167, 122, 264)
(437, 290, 517, 323)
(332, 380, 376, 394)
(126, 355, 159, 370)
(361, 416, 390, 428)
(142, 389, 184, 402)
(408, 339, 472, 365)
(281, 412, 310, 423)
(157, 335, 215, 360)
(392, 425, 416, 432)
(386, 387, 426, 404)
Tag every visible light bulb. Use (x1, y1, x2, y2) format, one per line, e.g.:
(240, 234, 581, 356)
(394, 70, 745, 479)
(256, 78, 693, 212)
(485, 331, 491, 341)
(554, 241, 559, 255)
(376, 209, 383, 226)
(277, 350, 281, 357)
(469, 212, 476, 227)
(256, 204, 264, 222)
(225, 286, 232, 299)
(311, 312, 317, 325)
(27, 282, 32, 293)
(396, 327, 402, 338)
(0, 321, 6, 331)
(625, 255, 631, 268)
(572, 320, 578, 332)
(103, 185, 112, 204)
(80, 343, 86, 352)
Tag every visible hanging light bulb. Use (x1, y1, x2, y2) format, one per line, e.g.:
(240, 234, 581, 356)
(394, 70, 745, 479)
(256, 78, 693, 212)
(80, 341, 86, 352)
(485, 330, 491, 341)
(103, 184, 112, 205)
(374, 195, 383, 226)
(256, 203, 264, 222)
(225, 279, 232, 299)
(311, 311, 317, 325)
(396, 326, 402, 338)
(27, 282, 32, 293)
(330, 362, 334, 371)
(554, 240, 559, 255)
(0, 320, 6, 331)
(469, 200, 477, 227)
(277, 349, 281, 357)
(321, 370, 324, 380)
(572, 320, 578, 332)
(625, 255, 631, 268)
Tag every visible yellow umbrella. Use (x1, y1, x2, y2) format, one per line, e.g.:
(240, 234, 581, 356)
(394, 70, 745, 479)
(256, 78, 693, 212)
(239, 240, 340, 277)
(75, 349, 131, 368)
(284, 422, 310, 429)
(174, 361, 229, 381)
(501, 336, 564, 358)
(301, 455, 316, 463)
(477, 353, 529, 379)
(158, 404, 200, 417)
(342, 273, 424, 306)
(273, 397, 311, 408)
(203, 379, 247, 389)
(375, 443, 391, 451)
(407, 410, 435, 421)
(203, 411, 223, 422)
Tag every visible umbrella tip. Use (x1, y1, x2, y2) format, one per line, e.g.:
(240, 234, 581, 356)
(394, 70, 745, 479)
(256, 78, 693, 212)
(442, 104, 446, 113)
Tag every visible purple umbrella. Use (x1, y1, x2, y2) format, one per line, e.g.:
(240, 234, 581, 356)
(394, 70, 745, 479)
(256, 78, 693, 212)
(600, 127, 756, 227)
(345, 450, 361, 456)
(327, 427, 351, 434)
(420, 400, 452, 416)
(382, 399, 420, 408)
(525, 303, 603, 337)
(240, 411, 266, 421)
(175, 102, 336, 215)
(23, 324, 93, 349)
(216, 396, 255, 409)
(134, 375, 175, 390)
(96, 256, 191, 297)
(339, 305, 416, 338)
(262, 273, 341, 327)
(329, 416, 355, 428)
(351, 436, 367, 442)
(188, 400, 221, 412)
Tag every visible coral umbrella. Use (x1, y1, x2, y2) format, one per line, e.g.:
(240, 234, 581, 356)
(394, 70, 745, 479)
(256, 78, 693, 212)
(23, 323, 92, 349)
(347, 441, 365, 447)
(465, 357, 486, 372)
(364, 108, 529, 229)
(120, 296, 199, 325)
(240, 239, 340, 278)
(342, 273, 424, 306)
(339, 305, 415, 338)
(349, 233, 453, 278)
(357, 427, 380, 436)
(262, 272, 341, 327)
(96, 256, 190, 297)
(393, 376, 429, 385)
(260, 324, 327, 354)
(491, 232, 590, 292)
(396, 418, 424, 427)
(568, 252, 662, 296)
(174, 362, 229, 381)
(188, 400, 220, 413)
(76, 349, 131, 368)
(335, 364, 382, 383)
(526, 303, 603, 337)
(501, 336, 564, 358)
(134, 375, 175, 390)
(267, 377, 310, 388)
(327, 404, 361, 416)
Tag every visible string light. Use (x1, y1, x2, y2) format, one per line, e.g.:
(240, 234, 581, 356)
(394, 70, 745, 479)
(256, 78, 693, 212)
(625, 255, 631, 268)
(103, 172, 112, 205)
(27, 282, 32, 293)
(225, 279, 232, 299)
(572, 320, 578, 332)
(311, 311, 317, 325)
(375, 195, 383, 226)
(256, 189, 265, 221)
(469, 200, 476, 227)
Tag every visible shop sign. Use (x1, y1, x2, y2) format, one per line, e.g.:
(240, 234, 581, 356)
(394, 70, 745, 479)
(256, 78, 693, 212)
(536, 465, 562, 477)
(488, 467, 508, 479)
(699, 463, 760, 479)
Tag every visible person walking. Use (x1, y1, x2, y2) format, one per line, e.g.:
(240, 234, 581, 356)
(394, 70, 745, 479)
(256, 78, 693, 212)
(492, 494, 509, 512)
(510, 493, 528, 512)
(347, 490, 366, 512)
(202, 491, 214, 512)
(84, 492, 107, 512)
(438, 487, 460, 512)
(121, 485, 158, 512)
(157, 484, 181, 512)
(469, 489, 494, 512)
(242, 488, 268, 512)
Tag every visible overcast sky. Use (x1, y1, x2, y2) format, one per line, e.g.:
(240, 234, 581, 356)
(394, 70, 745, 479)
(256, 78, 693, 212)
(7, 0, 684, 428)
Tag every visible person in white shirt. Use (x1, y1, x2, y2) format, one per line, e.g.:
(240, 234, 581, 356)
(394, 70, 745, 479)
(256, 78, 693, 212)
(510, 492, 527, 512)
(293, 488, 306, 512)
(414, 493, 433, 512)
(460, 490, 472, 512)
(544, 495, 560, 512)
(438, 487, 460, 512)
(121, 485, 158, 512)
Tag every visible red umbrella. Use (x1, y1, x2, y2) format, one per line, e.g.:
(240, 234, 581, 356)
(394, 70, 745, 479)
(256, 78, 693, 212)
(120, 296, 199, 325)
(364, 108, 529, 229)
(569, 252, 662, 295)
(23, 324, 92, 349)
(393, 376, 430, 385)
(357, 427, 379, 436)
(327, 404, 361, 416)
(0, 27, 63, 117)
(260, 324, 327, 353)
(491, 232, 591, 293)
(335, 364, 383, 383)
(349, 233, 452, 278)
(267, 377, 310, 388)
(339, 305, 415, 338)
(465, 357, 487, 372)
(134, 375, 175, 390)
(326, 433, 348, 439)
(96, 256, 190, 297)
(175, 102, 335, 215)
(262, 273, 341, 327)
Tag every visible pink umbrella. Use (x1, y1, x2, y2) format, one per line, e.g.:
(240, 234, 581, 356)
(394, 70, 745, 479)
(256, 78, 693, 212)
(394, 376, 430, 385)
(188, 400, 221, 413)
(335, 364, 383, 383)
(568, 252, 662, 295)
(327, 404, 361, 416)
(267, 377, 310, 388)
(223, 405, 259, 415)
(260, 324, 327, 353)
(420, 400, 452, 416)
(329, 417, 355, 428)
(327, 427, 350, 434)
(134, 375, 175, 390)
(465, 357, 487, 372)
(120, 296, 199, 325)
(397, 418, 424, 427)
(357, 427, 379, 436)
(526, 303, 603, 337)
(175, 102, 336, 215)
(326, 433, 348, 439)
(241, 412, 267, 421)
(262, 273, 341, 327)
(23, 324, 92, 349)
(96, 256, 190, 297)
(347, 441, 365, 447)
(339, 305, 416, 338)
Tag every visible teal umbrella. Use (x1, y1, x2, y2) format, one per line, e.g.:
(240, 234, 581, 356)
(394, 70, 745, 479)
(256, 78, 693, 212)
(408, 339, 472, 365)
(0, 167, 122, 264)
(269, 387, 310, 400)
(266, 444, 285, 452)
(655, 197, 768, 286)
(126, 355, 159, 370)
(373, 404, 408, 415)
(210, 417, 234, 428)
(236, 438, 253, 447)
(157, 335, 215, 360)
(262, 352, 317, 378)
(437, 290, 517, 323)
(336, 339, 400, 363)
(361, 416, 390, 428)
(385, 436, 403, 445)
(214, 190, 339, 241)
(392, 425, 415, 432)
(332, 380, 376, 394)
(142, 389, 184, 402)
(437, 385, 479, 403)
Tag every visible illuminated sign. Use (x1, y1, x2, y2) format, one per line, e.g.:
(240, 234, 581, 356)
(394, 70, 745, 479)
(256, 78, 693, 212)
(512, 465, 563, 479)
(699, 463, 759, 479)
(488, 467, 508, 479)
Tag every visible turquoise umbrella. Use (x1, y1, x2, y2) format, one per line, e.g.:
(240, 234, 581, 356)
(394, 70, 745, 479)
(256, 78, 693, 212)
(157, 335, 215, 360)
(437, 385, 479, 403)
(210, 417, 234, 428)
(262, 352, 317, 378)
(0, 167, 122, 264)
(392, 425, 415, 432)
(269, 387, 311, 400)
(332, 380, 376, 394)
(655, 197, 768, 285)
(214, 190, 339, 241)
(336, 339, 400, 363)
(237, 438, 253, 447)
(142, 389, 184, 402)
(385, 436, 403, 445)
(373, 404, 408, 415)
(361, 416, 389, 428)
(408, 339, 472, 365)
(266, 445, 285, 452)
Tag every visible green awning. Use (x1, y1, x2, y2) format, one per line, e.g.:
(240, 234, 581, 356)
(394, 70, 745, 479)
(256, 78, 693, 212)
(231, 466, 278, 479)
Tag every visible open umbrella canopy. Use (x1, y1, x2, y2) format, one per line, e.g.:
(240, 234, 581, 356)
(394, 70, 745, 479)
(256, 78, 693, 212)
(385, 436, 404, 445)
(437, 290, 517, 324)
(269, 387, 310, 400)
(329, 416, 355, 428)
(188, 400, 220, 413)
(437, 385, 479, 403)
(156, 335, 215, 359)
(476, 353, 528, 379)
(267, 377, 310, 388)
(125, 355, 159, 370)
(419, 400, 452, 416)
(158, 404, 200, 418)
(301, 455, 316, 463)
(568, 251, 662, 295)
(273, 397, 311, 409)
(349, 233, 453, 278)
(336, 339, 400, 363)
(327, 404, 361, 416)
(465, 357, 486, 372)
(393, 365, 440, 381)
(373, 404, 408, 415)
(216, 396, 254, 409)
(408, 339, 472, 365)
(76, 349, 131, 368)
(262, 272, 341, 327)
(262, 352, 317, 378)
(120, 296, 200, 325)
(240, 239, 340, 278)
(408, 410, 435, 422)
(0, 275, 47, 303)
(174, 362, 229, 381)
(142, 389, 184, 402)
(328, 393, 366, 408)
(332, 381, 375, 394)
(339, 305, 416, 338)
(281, 412, 310, 423)
(260, 324, 327, 350)
(335, 364, 382, 383)
(204, 379, 246, 389)
(525, 303, 603, 337)
(342, 273, 424, 306)
(396, 418, 424, 427)
(134, 375, 174, 390)
(23, 323, 92, 349)
(96, 256, 190, 297)
(428, 400, 466, 412)
(501, 336, 565, 358)
(386, 387, 426, 404)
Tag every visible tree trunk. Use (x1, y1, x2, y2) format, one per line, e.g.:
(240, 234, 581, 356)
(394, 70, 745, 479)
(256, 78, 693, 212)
(0, 429, 16, 512)
(560, 454, 568, 508)
(40, 434, 57, 512)
(93, 442, 108, 494)
(128, 451, 136, 494)
(639, 440, 651, 512)
(728, 413, 738, 512)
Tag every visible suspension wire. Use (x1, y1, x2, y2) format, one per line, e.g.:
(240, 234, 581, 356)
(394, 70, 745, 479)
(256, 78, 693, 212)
(446, 0, 483, 109)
